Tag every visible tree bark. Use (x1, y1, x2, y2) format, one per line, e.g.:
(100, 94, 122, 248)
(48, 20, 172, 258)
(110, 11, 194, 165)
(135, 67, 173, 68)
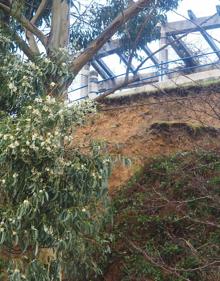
(48, 0, 70, 51)
(26, 0, 49, 54)
(0, 0, 11, 24)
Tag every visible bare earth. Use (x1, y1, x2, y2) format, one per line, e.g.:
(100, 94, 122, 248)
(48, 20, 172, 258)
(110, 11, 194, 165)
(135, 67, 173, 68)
(73, 91, 220, 194)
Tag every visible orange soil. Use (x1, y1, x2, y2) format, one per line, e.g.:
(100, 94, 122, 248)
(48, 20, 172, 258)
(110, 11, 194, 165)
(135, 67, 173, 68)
(73, 91, 220, 194)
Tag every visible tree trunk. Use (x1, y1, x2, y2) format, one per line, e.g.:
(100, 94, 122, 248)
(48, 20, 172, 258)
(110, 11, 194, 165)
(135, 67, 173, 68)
(48, 0, 70, 51)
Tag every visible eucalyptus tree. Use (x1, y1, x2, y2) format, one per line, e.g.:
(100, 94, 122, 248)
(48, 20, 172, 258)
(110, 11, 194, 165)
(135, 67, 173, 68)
(0, 0, 180, 96)
(0, 1, 181, 280)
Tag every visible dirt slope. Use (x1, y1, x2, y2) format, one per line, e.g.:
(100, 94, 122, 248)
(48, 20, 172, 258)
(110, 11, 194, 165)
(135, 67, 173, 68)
(74, 90, 220, 194)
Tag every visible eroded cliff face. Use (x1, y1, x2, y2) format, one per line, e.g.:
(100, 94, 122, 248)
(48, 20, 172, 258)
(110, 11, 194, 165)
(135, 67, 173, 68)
(73, 89, 220, 193)
(72, 88, 220, 281)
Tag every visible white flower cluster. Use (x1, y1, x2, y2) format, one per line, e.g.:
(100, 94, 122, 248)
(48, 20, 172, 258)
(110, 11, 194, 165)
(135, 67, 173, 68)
(8, 82, 17, 92)
(1, 48, 72, 115)
(0, 96, 92, 164)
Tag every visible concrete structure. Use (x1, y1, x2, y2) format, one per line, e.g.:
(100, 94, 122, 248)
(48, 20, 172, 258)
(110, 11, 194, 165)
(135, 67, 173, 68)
(69, 7, 220, 100)
(88, 70, 99, 99)
(159, 24, 168, 81)
(107, 68, 220, 99)
(79, 64, 90, 99)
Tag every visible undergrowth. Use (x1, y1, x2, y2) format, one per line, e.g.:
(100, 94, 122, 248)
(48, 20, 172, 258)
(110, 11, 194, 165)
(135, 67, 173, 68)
(104, 150, 220, 281)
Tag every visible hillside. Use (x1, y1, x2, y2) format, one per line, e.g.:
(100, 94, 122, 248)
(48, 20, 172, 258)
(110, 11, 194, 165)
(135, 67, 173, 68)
(104, 150, 220, 281)
(73, 87, 220, 281)
(74, 87, 220, 193)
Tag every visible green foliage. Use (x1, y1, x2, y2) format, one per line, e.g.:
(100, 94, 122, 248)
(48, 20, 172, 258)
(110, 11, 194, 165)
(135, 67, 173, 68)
(106, 151, 220, 281)
(0, 31, 72, 114)
(0, 24, 114, 281)
(70, 0, 180, 52)
(0, 95, 112, 280)
(1, 0, 180, 55)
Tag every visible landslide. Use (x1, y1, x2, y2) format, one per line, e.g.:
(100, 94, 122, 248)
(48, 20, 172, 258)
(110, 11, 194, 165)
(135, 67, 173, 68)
(74, 90, 220, 194)
(73, 90, 220, 281)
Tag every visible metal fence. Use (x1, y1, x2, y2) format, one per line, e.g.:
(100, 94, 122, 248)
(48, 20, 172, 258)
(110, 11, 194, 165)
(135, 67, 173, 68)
(68, 49, 220, 102)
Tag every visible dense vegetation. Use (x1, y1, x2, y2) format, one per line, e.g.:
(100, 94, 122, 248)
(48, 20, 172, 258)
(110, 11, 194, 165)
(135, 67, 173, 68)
(106, 151, 220, 281)
(3, 1, 219, 281)
(0, 98, 113, 281)
(0, 33, 112, 280)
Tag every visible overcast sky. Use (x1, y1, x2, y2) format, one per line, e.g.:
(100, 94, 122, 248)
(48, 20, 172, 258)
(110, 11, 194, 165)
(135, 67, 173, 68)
(168, 0, 219, 21)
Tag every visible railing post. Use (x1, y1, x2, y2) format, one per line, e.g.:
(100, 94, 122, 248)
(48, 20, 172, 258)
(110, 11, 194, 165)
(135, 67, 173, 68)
(88, 70, 99, 99)
(79, 64, 90, 98)
(159, 24, 168, 81)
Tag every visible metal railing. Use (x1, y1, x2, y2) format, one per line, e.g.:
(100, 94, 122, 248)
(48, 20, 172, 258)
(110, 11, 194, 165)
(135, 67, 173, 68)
(68, 49, 220, 100)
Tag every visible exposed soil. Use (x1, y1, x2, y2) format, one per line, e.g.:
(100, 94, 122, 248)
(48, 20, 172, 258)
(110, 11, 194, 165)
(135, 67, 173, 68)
(70, 89, 220, 281)
(74, 91, 220, 194)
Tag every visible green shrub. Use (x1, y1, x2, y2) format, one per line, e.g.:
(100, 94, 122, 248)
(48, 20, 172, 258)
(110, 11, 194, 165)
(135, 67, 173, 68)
(0, 97, 111, 281)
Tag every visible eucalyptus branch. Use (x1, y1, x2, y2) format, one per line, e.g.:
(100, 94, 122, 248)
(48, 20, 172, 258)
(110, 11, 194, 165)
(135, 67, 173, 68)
(25, 0, 48, 54)
(1, 21, 36, 61)
(125, 6, 156, 81)
(30, 0, 48, 25)
(69, 0, 152, 77)
(0, 2, 47, 47)
(94, 75, 139, 102)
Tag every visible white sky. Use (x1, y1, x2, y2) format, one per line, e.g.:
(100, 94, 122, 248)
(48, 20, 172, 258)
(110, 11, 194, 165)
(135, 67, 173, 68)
(167, 0, 220, 22)
(69, 0, 220, 101)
